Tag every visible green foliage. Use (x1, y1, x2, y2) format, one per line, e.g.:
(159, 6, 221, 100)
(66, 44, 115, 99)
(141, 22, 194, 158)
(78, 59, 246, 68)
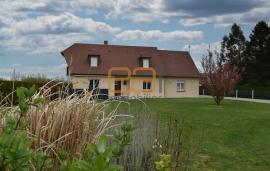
(60, 123, 135, 171)
(220, 23, 247, 71)
(60, 135, 123, 171)
(0, 80, 45, 104)
(243, 21, 270, 86)
(155, 117, 203, 171)
(31, 151, 52, 171)
(20, 75, 48, 83)
(219, 21, 270, 86)
(0, 79, 67, 105)
(155, 154, 172, 171)
(0, 129, 32, 170)
(0, 86, 51, 170)
(112, 123, 135, 160)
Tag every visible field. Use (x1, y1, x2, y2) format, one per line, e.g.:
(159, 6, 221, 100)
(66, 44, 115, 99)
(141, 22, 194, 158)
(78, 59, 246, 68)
(132, 98, 270, 171)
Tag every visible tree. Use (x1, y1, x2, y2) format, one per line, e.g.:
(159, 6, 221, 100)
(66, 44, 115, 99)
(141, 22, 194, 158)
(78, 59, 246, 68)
(220, 23, 247, 72)
(201, 50, 240, 105)
(244, 21, 270, 86)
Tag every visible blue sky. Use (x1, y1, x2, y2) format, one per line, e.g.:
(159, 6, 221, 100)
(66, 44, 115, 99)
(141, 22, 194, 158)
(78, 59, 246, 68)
(0, 0, 269, 79)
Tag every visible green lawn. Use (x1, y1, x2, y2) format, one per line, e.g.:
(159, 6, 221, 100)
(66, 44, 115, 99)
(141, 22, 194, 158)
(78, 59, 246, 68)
(135, 98, 270, 171)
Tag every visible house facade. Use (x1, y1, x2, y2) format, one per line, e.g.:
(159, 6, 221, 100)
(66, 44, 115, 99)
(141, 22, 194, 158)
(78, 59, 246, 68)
(61, 42, 200, 98)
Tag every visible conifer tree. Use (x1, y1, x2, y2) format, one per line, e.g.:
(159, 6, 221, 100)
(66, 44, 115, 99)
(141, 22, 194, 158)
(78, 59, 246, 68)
(220, 23, 247, 72)
(245, 21, 270, 85)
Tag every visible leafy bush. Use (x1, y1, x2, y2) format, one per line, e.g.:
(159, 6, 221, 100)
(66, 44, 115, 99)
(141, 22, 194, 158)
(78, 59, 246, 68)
(61, 135, 123, 171)
(0, 85, 51, 170)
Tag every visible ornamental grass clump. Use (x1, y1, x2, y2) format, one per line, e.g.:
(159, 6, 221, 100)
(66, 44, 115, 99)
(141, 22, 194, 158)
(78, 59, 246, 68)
(0, 82, 133, 170)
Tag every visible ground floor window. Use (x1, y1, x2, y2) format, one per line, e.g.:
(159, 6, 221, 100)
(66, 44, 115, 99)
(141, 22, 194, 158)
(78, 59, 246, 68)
(143, 81, 151, 90)
(176, 80, 185, 92)
(89, 79, 99, 91)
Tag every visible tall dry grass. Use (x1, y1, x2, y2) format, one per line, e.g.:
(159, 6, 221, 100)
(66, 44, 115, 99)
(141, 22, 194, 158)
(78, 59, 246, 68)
(0, 81, 133, 168)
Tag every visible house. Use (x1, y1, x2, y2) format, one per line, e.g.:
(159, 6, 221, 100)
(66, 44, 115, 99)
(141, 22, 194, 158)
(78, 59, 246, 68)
(61, 42, 200, 98)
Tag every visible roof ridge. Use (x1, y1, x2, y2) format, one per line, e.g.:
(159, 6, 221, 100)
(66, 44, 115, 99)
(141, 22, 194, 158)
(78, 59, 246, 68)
(73, 43, 157, 49)
(158, 49, 189, 53)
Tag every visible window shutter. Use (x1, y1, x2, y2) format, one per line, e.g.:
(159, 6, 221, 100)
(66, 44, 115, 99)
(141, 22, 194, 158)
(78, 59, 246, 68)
(139, 58, 143, 67)
(66, 66, 69, 75)
(98, 56, 101, 65)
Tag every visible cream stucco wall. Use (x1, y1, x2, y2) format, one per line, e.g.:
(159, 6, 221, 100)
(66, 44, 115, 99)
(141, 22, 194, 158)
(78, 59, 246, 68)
(164, 78, 199, 97)
(128, 77, 163, 98)
(72, 76, 110, 89)
(71, 75, 199, 98)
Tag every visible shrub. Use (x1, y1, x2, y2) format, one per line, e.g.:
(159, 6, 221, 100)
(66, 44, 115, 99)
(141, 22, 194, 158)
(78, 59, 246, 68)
(61, 135, 123, 171)
(0, 79, 68, 105)
(0, 85, 51, 170)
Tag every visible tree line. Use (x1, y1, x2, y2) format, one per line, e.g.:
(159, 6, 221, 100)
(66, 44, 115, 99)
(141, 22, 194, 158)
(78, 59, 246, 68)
(220, 21, 270, 86)
(201, 20, 270, 105)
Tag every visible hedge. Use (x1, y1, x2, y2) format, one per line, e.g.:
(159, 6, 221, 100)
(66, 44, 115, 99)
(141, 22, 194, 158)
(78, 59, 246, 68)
(0, 79, 68, 104)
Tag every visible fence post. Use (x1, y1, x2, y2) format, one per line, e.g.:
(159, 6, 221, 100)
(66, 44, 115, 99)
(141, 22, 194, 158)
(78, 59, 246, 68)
(252, 89, 254, 99)
(236, 89, 238, 98)
(11, 68, 16, 106)
(203, 89, 205, 96)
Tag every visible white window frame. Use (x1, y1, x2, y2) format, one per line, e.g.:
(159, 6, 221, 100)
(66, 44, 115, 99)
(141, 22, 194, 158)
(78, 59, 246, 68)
(90, 56, 98, 67)
(142, 58, 150, 68)
(176, 80, 185, 92)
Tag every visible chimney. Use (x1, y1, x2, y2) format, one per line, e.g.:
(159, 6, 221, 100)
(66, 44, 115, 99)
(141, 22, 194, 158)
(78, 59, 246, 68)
(104, 40, 108, 45)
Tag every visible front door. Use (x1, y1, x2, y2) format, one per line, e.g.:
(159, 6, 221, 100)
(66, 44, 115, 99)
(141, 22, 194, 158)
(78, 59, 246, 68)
(114, 80, 121, 96)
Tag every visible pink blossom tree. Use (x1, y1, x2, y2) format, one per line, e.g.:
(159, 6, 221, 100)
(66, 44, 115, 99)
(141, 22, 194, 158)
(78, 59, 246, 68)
(201, 50, 240, 105)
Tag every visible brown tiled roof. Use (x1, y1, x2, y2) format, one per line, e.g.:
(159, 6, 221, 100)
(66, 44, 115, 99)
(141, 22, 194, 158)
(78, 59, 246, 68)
(61, 43, 200, 78)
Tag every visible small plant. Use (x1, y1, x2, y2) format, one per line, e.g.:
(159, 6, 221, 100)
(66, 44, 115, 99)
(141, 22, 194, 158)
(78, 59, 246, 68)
(156, 116, 203, 171)
(155, 154, 172, 171)
(61, 135, 123, 171)
(113, 123, 135, 164)
(60, 123, 135, 171)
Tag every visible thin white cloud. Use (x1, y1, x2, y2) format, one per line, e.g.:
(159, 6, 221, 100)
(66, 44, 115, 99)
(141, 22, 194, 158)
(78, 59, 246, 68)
(115, 30, 203, 41)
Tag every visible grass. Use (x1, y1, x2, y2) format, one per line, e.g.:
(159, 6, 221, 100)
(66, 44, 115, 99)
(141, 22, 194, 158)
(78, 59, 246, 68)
(131, 98, 270, 171)
(1, 85, 269, 171)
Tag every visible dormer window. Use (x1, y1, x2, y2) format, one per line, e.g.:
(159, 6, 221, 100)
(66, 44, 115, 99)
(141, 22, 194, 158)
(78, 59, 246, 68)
(139, 57, 151, 68)
(143, 58, 150, 68)
(89, 55, 99, 67)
